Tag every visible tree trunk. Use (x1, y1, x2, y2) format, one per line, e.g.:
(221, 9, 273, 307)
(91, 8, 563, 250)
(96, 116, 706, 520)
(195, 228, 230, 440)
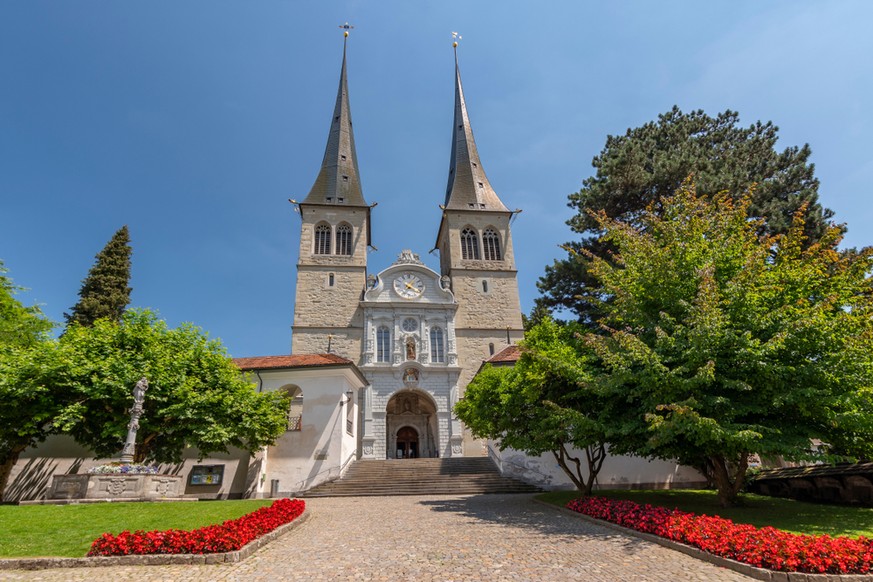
(552, 441, 607, 496)
(707, 453, 750, 507)
(0, 445, 26, 502)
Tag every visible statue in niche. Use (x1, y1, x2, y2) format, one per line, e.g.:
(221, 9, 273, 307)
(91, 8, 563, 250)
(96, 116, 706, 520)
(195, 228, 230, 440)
(403, 368, 419, 383)
(405, 337, 416, 361)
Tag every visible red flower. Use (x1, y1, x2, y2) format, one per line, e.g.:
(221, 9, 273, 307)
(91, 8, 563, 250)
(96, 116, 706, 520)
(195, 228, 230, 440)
(566, 497, 872, 574)
(87, 498, 305, 557)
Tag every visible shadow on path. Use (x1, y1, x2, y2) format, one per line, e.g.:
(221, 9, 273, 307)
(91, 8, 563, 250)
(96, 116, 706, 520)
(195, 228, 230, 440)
(418, 493, 654, 557)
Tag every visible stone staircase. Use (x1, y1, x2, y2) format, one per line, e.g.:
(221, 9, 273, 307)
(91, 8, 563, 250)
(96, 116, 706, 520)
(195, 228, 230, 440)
(302, 457, 540, 497)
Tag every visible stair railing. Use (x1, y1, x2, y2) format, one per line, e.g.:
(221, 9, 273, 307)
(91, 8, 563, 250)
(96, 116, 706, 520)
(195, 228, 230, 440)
(293, 451, 358, 493)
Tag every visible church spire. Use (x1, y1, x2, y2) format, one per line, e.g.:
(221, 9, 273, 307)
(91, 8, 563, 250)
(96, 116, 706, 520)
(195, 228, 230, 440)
(443, 43, 509, 212)
(302, 33, 367, 207)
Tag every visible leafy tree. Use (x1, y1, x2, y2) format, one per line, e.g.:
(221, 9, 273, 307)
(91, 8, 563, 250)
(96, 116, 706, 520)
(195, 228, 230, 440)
(583, 182, 873, 507)
(65, 225, 132, 327)
(538, 107, 838, 322)
(0, 261, 57, 500)
(456, 318, 608, 494)
(0, 260, 54, 349)
(54, 309, 290, 464)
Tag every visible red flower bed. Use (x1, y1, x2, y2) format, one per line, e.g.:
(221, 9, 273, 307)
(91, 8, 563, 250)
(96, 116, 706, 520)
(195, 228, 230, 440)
(567, 496, 873, 574)
(88, 498, 305, 556)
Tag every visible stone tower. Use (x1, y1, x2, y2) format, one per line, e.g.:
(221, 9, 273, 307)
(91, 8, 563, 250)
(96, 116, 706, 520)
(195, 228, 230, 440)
(291, 36, 371, 359)
(435, 47, 524, 452)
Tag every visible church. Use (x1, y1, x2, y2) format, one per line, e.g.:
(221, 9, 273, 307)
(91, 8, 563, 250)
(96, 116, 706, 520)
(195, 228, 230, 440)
(8, 37, 701, 501)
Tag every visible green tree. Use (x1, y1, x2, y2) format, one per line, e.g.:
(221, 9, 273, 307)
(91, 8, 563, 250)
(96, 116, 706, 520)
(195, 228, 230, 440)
(456, 318, 608, 494)
(54, 309, 289, 464)
(65, 226, 132, 327)
(0, 260, 53, 349)
(583, 182, 873, 507)
(538, 107, 837, 322)
(0, 261, 57, 500)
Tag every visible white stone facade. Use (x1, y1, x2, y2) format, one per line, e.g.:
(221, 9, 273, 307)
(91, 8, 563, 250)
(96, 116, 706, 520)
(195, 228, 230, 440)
(358, 250, 465, 459)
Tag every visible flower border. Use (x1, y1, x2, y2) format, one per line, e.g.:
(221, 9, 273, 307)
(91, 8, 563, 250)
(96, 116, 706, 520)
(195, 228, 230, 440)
(566, 496, 873, 575)
(88, 498, 305, 556)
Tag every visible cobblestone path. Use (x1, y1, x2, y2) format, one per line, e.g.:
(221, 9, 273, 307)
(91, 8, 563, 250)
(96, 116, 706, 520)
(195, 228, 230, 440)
(1, 494, 752, 581)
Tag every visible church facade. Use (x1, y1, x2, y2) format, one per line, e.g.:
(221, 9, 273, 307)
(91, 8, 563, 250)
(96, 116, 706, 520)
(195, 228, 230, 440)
(290, 38, 524, 461)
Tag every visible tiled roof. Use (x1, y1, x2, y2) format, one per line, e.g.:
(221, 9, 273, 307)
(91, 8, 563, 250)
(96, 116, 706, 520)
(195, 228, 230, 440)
(233, 353, 353, 371)
(486, 345, 521, 365)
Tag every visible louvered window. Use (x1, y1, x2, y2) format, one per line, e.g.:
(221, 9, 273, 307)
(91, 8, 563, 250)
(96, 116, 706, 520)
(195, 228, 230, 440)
(336, 223, 352, 255)
(483, 228, 501, 261)
(461, 227, 480, 260)
(314, 223, 331, 255)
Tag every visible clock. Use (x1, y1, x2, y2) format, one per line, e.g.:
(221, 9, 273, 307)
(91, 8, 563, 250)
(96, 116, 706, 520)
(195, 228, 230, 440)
(393, 273, 424, 299)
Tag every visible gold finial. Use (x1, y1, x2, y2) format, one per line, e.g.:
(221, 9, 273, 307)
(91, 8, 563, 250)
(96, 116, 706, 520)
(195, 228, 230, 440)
(339, 22, 354, 37)
(452, 31, 461, 48)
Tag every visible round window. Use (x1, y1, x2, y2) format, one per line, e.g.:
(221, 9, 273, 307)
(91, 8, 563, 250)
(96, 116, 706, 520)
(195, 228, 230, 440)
(401, 318, 417, 332)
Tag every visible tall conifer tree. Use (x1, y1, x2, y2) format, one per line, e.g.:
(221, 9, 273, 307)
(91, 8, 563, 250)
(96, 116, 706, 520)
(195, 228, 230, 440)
(65, 226, 132, 327)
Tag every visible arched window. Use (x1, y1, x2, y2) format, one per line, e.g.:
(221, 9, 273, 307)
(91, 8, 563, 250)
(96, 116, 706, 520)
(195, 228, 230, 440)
(461, 227, 480, 260)
(314, 223, 331, 255)
(430, 326, 445, 363)
(281, 385, 303, 431)
(376, 326, 391, 363)
(336, 223, 352, 256)
(482, 228, 501, 261)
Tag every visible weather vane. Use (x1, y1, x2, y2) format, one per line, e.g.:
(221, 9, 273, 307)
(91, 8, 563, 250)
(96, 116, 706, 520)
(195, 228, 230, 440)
(339, 22, 354, 37)
(452, 31, 462, 48)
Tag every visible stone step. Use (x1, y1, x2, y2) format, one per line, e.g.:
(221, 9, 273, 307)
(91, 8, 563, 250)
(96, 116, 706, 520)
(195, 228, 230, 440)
(302, 457, 540, 497)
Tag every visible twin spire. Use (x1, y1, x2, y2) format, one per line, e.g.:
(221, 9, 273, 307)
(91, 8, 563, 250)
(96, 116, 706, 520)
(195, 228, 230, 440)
(303, 35, 508, 213)
(302, 35, 366, 207)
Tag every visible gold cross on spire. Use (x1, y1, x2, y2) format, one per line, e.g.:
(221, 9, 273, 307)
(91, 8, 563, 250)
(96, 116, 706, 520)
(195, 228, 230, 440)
(339, 22, 354, 38)
(451, 31, 462, 48)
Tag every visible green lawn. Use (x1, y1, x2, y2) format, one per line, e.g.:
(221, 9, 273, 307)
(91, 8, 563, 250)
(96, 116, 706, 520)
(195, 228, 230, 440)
(538, 489, 873, 538)
(0, 499, 274, 558)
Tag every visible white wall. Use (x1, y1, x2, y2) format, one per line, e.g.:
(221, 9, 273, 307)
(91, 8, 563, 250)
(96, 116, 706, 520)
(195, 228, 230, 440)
(255, 366, 364, 496)
(489, 443, 706, 491)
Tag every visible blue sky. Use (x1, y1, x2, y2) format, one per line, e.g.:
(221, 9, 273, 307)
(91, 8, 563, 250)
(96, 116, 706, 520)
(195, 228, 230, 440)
(2, 2, 872, 357)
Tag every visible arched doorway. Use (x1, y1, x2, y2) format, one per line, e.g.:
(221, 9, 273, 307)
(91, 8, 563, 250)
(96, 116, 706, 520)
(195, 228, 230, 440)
(386, 390, 438, 459)
(395, 426, 419, 459)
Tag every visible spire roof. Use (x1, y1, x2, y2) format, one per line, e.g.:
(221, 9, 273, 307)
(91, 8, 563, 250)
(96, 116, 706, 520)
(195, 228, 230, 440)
(302, 37, 367, 207)
(443, 47, 509, 212)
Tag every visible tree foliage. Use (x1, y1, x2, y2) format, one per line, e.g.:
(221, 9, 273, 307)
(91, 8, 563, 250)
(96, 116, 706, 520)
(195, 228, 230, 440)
(54, 309, 290, 464)
(583, 182, 873, 506)
(0, 261, 57, 500)
(455, 318, 608, 494)
(0, 260, 53, 349)
(65, 225, 132, 327)
(538, 107, 838, 322)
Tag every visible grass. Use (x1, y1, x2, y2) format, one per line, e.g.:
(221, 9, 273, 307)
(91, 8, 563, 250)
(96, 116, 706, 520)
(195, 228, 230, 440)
(0, 499, 273, 558)
(538, 489, 873, 538)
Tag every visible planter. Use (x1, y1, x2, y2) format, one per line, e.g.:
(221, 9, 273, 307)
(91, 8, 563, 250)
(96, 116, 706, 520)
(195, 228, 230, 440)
(48, 473, 184, 501)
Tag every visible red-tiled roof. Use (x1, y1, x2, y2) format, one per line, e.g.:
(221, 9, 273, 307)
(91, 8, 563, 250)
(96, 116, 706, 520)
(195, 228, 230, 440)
(486, 345, 521, 365)
(233, 353, 353, 371)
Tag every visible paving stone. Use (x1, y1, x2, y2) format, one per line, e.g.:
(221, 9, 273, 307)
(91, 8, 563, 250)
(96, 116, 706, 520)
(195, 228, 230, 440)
(0, 494, 754, 581)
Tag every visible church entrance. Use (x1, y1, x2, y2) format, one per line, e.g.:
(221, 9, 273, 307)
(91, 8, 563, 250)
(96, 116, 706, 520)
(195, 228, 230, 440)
(395, 427, 419, 459)
(386, 390, 439, 459)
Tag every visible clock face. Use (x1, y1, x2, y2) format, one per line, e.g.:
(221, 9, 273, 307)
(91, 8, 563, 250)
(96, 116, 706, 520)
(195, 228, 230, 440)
(393, 273, 424, 299)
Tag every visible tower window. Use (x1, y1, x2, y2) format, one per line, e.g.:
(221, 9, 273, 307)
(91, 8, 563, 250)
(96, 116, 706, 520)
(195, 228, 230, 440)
(483, 228, 502, 261)
(430, 326, 445, 363)
(336, 223, 352, 255)
(341, 155, 347, 161)
(328, 273, 335, 287)
(489, 343, 495, 356)
(342, 175, 349, 182)
(314, 223, 331, 255)
(376, 326, 391, 363)
(461, 227, 480, 260)
(482, 280, 489, 293)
